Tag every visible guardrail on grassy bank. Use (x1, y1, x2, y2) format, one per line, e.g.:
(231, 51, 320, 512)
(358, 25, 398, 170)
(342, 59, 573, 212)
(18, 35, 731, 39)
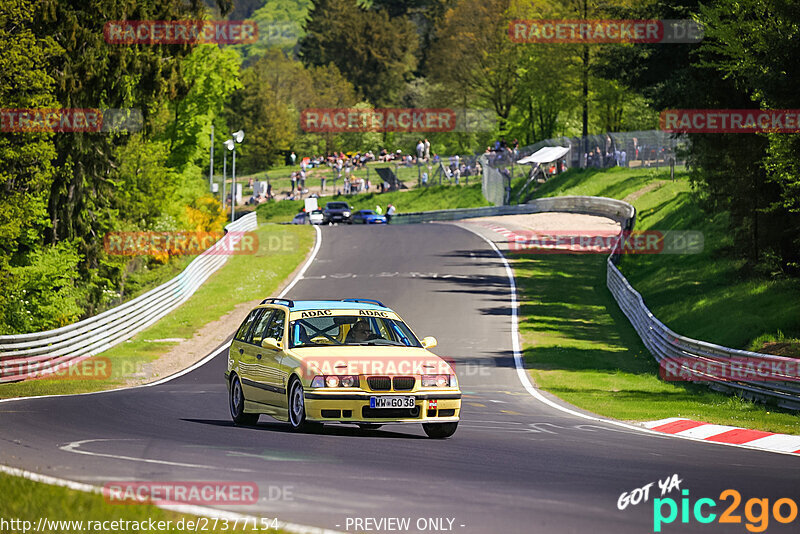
(396, 197, 800, 410)
(0, 213, 258, 383)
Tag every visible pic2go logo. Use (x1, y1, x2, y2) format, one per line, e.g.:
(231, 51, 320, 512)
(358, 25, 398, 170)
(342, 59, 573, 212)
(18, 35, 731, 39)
(653, 489, 799, 532)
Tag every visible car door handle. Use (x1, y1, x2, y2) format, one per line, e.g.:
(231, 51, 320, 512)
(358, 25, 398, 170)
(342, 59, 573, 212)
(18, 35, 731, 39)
(256, 354, 262, 360)
(239, 348, 244, 355)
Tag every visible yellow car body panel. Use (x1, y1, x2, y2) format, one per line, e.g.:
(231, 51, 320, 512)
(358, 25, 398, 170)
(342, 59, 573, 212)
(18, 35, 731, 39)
(226, 301, 461, 426)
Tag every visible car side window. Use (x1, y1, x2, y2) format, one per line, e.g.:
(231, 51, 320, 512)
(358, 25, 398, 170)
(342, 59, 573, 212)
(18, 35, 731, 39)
(249, 309, 274, 345)
(265, 310, 286, 342)
(235, 309, 261, 341)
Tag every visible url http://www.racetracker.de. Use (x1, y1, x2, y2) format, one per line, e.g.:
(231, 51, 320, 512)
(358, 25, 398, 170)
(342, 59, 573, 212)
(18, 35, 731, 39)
(0, 516, 281, 533)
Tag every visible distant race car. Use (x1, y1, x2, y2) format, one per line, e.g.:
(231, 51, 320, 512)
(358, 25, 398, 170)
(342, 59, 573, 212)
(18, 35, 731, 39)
(352, 209, 387, 224)
(322, 201, 352, 224)
(226, 299, 461, 438)
(291, 210, 325, 225)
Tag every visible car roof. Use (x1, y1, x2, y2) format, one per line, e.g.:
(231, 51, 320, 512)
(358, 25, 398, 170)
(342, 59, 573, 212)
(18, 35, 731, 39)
(262, 299, 393, 312)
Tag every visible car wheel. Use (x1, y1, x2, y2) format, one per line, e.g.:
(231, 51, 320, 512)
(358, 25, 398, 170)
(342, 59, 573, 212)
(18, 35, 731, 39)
(357, 423, 383, 430)
(422, 422, 458, 439)
(288, 378, 322, 432)
(229, 375, 259, 426)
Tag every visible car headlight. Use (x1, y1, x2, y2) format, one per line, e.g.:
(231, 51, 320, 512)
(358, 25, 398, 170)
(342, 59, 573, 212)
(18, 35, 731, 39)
(311, 375, 359, 388)
(343, 211, 351, 217)
(422, 374, 454, 387)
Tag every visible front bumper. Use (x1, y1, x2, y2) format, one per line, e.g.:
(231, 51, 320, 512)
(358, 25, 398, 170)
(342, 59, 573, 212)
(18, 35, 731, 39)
(304, 391, 461, 423)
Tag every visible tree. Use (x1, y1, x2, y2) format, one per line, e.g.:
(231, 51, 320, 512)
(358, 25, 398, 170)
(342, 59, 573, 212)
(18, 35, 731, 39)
(696, 0, 800, 272)
(226, 53, 299, 171)
(299, 0, 418, 106)
(428, 0, 521, 132)
(167, 44, 243, 171)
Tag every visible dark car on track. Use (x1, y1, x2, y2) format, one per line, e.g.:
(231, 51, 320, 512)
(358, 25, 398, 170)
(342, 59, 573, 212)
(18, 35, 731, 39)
(322, 202, 353, 224)
(352, 210, 387, 224)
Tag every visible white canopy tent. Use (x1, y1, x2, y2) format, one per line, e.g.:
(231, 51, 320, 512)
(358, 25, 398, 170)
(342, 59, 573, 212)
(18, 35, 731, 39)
(517, 146, 570, 165)
(514, 146, 570, 202)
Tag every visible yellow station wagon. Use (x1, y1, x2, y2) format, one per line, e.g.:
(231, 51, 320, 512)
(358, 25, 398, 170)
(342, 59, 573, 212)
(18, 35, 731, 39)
(225, 298, 461, 438)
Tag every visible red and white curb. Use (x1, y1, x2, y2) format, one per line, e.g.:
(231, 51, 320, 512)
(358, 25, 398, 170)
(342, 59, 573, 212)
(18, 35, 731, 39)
(644, 418, 800, 455)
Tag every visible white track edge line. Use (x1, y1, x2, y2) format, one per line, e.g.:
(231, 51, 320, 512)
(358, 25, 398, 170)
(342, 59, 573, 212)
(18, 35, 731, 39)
(0, 464, 343, 534)
(457, 222, 800, 458)
(0, 224, 323, 404)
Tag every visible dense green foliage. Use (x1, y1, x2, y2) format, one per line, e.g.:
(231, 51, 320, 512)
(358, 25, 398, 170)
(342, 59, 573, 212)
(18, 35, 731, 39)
(0, 0, 234, 333)
(2, 0, 800, 334)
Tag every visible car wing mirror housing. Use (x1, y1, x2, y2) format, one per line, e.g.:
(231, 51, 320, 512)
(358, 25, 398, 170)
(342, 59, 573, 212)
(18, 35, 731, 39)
(421, 336, 437, 349)
(262, 337, 281, 350)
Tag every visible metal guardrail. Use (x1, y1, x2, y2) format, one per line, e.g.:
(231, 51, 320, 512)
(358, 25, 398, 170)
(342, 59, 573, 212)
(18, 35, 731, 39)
(0, 213, 258, 383)
(396, 197, 800, 410)
(393, 196, 636, 226)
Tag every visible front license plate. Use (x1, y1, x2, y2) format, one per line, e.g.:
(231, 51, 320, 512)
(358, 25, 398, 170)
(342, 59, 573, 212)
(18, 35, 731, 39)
(370, 396, 416, 409)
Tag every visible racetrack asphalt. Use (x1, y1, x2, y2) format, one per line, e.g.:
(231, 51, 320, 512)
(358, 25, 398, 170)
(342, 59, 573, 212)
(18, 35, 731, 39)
(1, 223, 799, 533)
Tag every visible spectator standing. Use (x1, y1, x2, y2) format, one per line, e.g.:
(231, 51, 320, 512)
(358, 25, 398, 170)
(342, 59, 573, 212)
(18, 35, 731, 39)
(416, 139, 424, 160)
(386, 203, 396, 223)
(290, 151, 296, 166)
(424, 139, 430, 161)
(375, 204, 383, 215)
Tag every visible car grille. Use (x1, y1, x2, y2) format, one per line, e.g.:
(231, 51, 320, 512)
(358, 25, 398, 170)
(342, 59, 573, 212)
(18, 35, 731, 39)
(367, 376, 391, 391)
(362, 406, 420, 419)
(392, 376, 415, 391)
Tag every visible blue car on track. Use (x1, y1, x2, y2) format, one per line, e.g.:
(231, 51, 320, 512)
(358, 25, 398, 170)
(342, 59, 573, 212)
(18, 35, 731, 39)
(352, 210, 387, 224)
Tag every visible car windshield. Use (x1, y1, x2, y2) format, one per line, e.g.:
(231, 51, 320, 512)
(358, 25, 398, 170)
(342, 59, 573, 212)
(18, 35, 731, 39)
(289, 315, 422, 348)
(360, 210, 375, 215)
(326, 203, 349, 209)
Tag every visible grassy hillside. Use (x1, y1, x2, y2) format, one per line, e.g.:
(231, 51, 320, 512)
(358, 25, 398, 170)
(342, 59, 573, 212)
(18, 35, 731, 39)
(517, 165, 800, 431)
(256, 183, 489, 223)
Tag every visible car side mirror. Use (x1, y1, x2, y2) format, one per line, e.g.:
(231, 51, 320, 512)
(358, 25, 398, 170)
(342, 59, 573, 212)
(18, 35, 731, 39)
(261, 337, 281, 351)
(421, 336, 437, 349)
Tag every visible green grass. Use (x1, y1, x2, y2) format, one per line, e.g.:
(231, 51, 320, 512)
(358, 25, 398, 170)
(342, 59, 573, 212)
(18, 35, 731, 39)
(0, 473, 285, 533)
(256, 183, 490, 223)
(517, 165, 800, 433)
(0, 224, 314, 399)
(514, 253, 800, 433)
(525, 164, 682, 200)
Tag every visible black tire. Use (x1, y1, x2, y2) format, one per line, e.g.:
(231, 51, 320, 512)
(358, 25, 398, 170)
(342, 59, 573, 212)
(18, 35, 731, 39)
(229, 375, 259, 426)
(287, 378, 322, 432)
(357, 423, 383, 430)
(422, 422, 458, 439)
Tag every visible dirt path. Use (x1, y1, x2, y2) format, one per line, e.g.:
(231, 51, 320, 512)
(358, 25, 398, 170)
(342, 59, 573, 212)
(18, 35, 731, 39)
(124, 233, 317, 386)
(623, 180, 666, 204)
(476, 212, 621, 234)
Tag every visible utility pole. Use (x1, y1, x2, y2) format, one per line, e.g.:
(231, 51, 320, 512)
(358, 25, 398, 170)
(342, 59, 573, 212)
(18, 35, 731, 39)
(209, 124, 214, 190)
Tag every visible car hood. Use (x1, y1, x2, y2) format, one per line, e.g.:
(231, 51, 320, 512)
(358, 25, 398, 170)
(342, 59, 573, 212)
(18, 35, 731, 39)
(289, 345, 454, 376)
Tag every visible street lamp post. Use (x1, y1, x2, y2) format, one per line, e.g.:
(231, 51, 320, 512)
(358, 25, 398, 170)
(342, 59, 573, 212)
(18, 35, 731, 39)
(224, 130, 245, 223)
(209, 124, 214, 190)
(222, 148, 227, 214)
